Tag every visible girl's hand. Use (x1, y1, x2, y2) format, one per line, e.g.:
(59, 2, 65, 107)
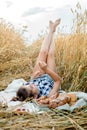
(31, 70, 42, 79)
(39, 61, 47, 72)
(49, 92, 59, 99)
(48, 89, 59, 98)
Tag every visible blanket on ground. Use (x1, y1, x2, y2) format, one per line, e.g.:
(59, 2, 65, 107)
(0, 79, 87, 113)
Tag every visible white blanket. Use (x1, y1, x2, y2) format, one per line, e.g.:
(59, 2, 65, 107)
(0, 79, 87, 113)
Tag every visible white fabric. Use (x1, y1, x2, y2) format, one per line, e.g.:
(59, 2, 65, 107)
(0, 79, 26, 106)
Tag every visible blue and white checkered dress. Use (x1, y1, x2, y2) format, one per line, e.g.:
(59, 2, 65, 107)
(25, 74, 54, 97)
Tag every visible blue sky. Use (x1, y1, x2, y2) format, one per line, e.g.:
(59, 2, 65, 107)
(0, 0, 87, 44)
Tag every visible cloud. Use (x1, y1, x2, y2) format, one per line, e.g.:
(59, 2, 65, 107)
(22, 7, 46, 17)
(5, 1, 13, 8)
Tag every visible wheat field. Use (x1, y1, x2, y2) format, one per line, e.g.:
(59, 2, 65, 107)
(0, 11, 87, 92)
(0, 4, 87, 130)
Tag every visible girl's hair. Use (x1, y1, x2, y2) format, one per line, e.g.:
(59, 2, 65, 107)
(17, 87, 33, 101)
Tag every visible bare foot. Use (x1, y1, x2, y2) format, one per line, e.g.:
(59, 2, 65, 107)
(54, 19, 61, 28)
(49, 18, 61, 32)
(49, 20, 54, 30)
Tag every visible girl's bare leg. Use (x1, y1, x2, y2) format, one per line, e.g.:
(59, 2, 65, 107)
(47, 19, 61, 72)
(31, 21, 55, 79)
(47, 34, 56, 72)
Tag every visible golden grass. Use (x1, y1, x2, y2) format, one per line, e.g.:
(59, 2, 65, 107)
(0, 13, 87, 92)
(55, 33, 87, 91)
(0, 4, 87, 129)
(0, 107, 87, 130)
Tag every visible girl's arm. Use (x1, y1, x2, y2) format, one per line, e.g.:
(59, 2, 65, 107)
(46, 67, 61, 82)
(48, 81, 61, 97)
(39, 61, 62, 97)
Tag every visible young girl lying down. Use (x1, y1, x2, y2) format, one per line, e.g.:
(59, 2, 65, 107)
(12, 19, 77, 108)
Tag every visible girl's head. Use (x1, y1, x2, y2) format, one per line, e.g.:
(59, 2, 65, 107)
(17, 86, 33, 101)
(17, 84, 39, 101)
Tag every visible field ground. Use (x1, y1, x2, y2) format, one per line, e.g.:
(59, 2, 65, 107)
(0, 6, 87, 129)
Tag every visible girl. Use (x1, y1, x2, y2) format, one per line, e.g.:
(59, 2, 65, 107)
(16, 19, 62, 101)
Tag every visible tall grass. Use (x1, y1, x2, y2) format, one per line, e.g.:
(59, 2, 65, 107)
(55, 33, 87, 92)
(0, 4, 87, 92)
(0, 19, 26, 62)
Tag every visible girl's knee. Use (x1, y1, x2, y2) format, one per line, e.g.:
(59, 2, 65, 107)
(39, 50, 48, 58)
(48, 52, 54, 58)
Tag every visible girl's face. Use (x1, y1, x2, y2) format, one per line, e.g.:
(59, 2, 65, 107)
(17, 84, 39, 101)
(25, 84, 39, 98)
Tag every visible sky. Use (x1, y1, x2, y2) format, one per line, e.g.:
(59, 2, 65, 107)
(0, 0, 87, 44)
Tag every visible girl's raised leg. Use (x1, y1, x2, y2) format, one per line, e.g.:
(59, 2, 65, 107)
(47, 19, 61, 72)
(31, 21, 55, 79)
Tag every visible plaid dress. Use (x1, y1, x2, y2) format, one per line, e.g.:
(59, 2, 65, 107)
(25, 74, 54, 97)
